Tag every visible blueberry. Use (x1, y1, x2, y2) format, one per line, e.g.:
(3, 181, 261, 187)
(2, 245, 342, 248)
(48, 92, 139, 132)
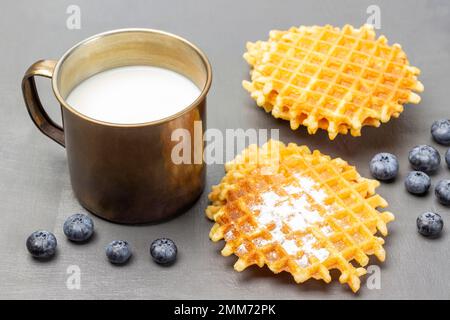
(63, 213, 94, 242)
(106, 240, 132, 264)
(405, 171, 431, 195)
(369, 153, 399, 180)
(26, 230, 57, 259)
(435, 179, 450, 206)
(408, 145, 441, 173)
(431, 119, 450, 145)
(446, 148, 450, 169)
(417, 212, 443, 237)
(150, 238, 177, 265)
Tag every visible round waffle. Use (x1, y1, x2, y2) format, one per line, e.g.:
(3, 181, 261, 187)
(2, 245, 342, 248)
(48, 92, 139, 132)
(243, 24, 423, 139)
(206, 140, 394, 292)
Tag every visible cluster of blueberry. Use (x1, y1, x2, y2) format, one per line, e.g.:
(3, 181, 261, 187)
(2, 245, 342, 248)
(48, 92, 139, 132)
(26, 213, 178, 265)
(369, 119, 450, 238)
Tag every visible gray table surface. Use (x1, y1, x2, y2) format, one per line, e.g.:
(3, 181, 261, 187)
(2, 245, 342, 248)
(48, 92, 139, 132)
(1, 0, 449, 299)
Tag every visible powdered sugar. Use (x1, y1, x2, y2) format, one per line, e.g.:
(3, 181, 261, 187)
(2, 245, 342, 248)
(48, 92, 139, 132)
(236, 244, 247, 255)
(300, 234, 330, 263)
(249, 173, 332, 263)
(320, 225, 333, 236)
(294, 174, 329, 206)
(253, 237, 269, 247)
(296, 255, 309, 268)
(283, 185, 303, 195)
(224, 230, 235, 241)
(281, 239, 299, 255)
(313, 249, 329, 262)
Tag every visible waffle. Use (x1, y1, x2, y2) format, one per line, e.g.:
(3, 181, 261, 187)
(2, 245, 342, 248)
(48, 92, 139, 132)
(206, 140, 394, 292)
(243, 25, 423, 139)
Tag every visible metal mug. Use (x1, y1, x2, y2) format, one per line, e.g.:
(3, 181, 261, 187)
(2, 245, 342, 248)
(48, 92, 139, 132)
(22, 29, 212, 223)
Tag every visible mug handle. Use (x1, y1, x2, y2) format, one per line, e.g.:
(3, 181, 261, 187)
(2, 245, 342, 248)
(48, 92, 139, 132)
(22, 59, 65, 147)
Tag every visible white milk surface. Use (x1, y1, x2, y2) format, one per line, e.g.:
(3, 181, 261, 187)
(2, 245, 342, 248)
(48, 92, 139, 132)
(66, 66, 201, 124)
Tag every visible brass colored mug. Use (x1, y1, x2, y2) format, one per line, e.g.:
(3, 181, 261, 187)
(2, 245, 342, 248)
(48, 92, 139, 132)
(22, 29, 212, 223)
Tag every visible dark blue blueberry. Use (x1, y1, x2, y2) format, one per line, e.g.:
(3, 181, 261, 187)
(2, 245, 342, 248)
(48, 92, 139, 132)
(150, 238, 177, 265)
(26, 230, 57, 259)
(369, 153, 399, 181)
(417, 212, 443, 237)
(405, 171, 431, 195)
(63, 213, 94, 242)
(446, 148, 450, 169)
(435, 179, 450, 206)
(408, 145, 441, 173)
(431, 119, 450, 145)
(106, 240, 132, 264)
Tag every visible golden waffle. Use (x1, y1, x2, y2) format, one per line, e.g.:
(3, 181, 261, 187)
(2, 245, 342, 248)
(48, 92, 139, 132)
(206, 140, 394, 292)
(243, 25, 423, 139)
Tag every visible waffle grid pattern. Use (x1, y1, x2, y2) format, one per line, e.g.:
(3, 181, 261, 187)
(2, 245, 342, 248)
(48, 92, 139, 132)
(243, 25, 423, 139)
(206, 141, 394, 292)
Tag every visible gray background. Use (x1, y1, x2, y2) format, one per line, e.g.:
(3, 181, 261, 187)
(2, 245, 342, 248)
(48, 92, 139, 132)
(0, 0, 449, 299)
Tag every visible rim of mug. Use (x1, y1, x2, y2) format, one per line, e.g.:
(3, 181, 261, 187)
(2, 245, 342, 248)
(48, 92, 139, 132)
(51, 28, 212, 127)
